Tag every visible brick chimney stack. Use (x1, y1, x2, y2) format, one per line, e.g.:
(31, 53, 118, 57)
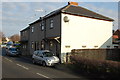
(68, 2, 78, 6)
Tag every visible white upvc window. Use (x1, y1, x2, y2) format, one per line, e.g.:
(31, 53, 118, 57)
(50, 19, 53, 28)
(41, 41, 44, 50)
(31, 27, 34, 33)
(50, 41, 53, 47)
(22, 31, 24, 36)
(41, 22, 44, 31)
(40, 23, 42, 28)
(31, 41, 34, 48)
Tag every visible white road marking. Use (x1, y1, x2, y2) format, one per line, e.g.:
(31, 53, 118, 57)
(4, 57, 13, 62)
(36, 73, 51, 79)
(16, 64, 29, 70)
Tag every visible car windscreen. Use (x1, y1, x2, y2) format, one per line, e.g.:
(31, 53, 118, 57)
(43, 52, 53, 57)
(9, 48, 17, 51)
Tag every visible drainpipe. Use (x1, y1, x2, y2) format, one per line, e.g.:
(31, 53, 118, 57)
(44, 11, 47, 49)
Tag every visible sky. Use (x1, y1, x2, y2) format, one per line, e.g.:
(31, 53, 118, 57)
(0, 0, 119, 37)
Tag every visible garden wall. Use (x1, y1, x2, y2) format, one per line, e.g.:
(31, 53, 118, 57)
(71, 49, 120, 61)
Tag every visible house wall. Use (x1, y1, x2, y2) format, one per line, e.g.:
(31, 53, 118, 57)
(28, 14, 61, 56)
(61, 13, 113, 53)
(29, 22, 44, 55)
(20, 27, 30, 56)
(46, 14, 61, 38)
(21, 28, 29, 41)
(45, 14, 61, 58)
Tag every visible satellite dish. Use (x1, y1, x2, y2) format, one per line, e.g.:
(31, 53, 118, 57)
(64, 16, 69, 22)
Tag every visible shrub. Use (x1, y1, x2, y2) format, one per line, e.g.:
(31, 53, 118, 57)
(70, 55, 120, 78)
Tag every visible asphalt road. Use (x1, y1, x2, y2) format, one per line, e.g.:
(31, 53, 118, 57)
(1, 48, 88, 80)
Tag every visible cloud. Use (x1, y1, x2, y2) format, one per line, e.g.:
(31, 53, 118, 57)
(17, 2, 31, 12)
(35, 9, 44, 12)
(2, 2, 17, 10)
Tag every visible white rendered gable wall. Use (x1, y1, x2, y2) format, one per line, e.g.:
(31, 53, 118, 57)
(61, 13, 113, 53)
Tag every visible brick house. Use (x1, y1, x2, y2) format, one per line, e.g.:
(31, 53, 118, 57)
(20, 2, 114, 62)
(20, 27, 30, 56)
(112, 29, 120, 48)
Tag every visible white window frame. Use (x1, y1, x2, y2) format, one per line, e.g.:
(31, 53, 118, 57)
(50, 41, 53, 47)
(31, 41, 34, 49)
(41, 41, 44, 50)
(41, 22, 44, 31)
(31, 27, 34, 33)
(50, 19, 53, 28)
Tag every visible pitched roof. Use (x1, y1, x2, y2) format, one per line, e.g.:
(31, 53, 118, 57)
(44, 5, 113, 21)
(61, 5, 114, 21)
(20, 27, 30, 32)
(29, 4, 114, 25)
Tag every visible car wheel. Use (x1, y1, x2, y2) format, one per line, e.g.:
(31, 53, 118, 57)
(32, 59, 36, 64)
(6, 53, 8, 56)
(42, 61, 46, 67)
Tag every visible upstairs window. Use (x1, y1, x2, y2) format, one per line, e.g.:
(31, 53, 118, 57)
(41, 22, 44, 31)
(22, 31, 24, 36)
(31, 27, 34, 33)
(50, 19, 53, 29)
(40, 23, 42, 29)
(24, 31, 26, 36)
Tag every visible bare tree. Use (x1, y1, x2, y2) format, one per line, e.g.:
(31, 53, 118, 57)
(0, 31, 5, 39)
(0, 31, 7, 43)
(9, 34, 20, 42)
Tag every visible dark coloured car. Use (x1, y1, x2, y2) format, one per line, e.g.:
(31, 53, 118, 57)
(6, 47, 19, 56)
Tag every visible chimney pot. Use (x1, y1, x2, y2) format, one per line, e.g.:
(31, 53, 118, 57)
(68, 2, 78, 6)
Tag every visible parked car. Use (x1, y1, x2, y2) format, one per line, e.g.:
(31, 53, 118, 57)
(6, 45, 13, 49)
(0, 44, 7, 48)
(32, 50, 59, 66)
(6, 47, 19, 56)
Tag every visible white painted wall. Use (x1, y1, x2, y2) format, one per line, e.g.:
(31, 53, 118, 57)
(61, 13, 113, 53)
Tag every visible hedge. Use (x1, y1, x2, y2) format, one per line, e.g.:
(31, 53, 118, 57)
(70, 55, 120, 79)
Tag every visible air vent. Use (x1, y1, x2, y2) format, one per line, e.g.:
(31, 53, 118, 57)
(64, 16, 69, 22)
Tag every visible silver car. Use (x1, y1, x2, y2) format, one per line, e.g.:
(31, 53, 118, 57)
(32, 50, 59, 66)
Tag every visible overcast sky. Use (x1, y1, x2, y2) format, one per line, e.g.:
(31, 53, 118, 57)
(1, 0, 119, 37)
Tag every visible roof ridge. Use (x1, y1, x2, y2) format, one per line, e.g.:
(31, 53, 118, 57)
(61, 5, 71, 12)
(62, 5, 114, 21)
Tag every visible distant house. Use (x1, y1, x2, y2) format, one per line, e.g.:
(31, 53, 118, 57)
(20, 2, 114, 62)
(112, 29, 120, 48)
(2, 37, 10, 44)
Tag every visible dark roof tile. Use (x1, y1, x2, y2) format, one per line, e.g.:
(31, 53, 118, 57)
(62, 5, 114, 21)
(29, 4, 114, 25)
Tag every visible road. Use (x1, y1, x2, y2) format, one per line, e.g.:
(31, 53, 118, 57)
(1, 48, 88, 80)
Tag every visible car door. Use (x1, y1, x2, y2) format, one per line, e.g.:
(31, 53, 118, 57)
(33, 51, 39, 62)
(37, 52, 44, 64)
(35, 51, 41, 62)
